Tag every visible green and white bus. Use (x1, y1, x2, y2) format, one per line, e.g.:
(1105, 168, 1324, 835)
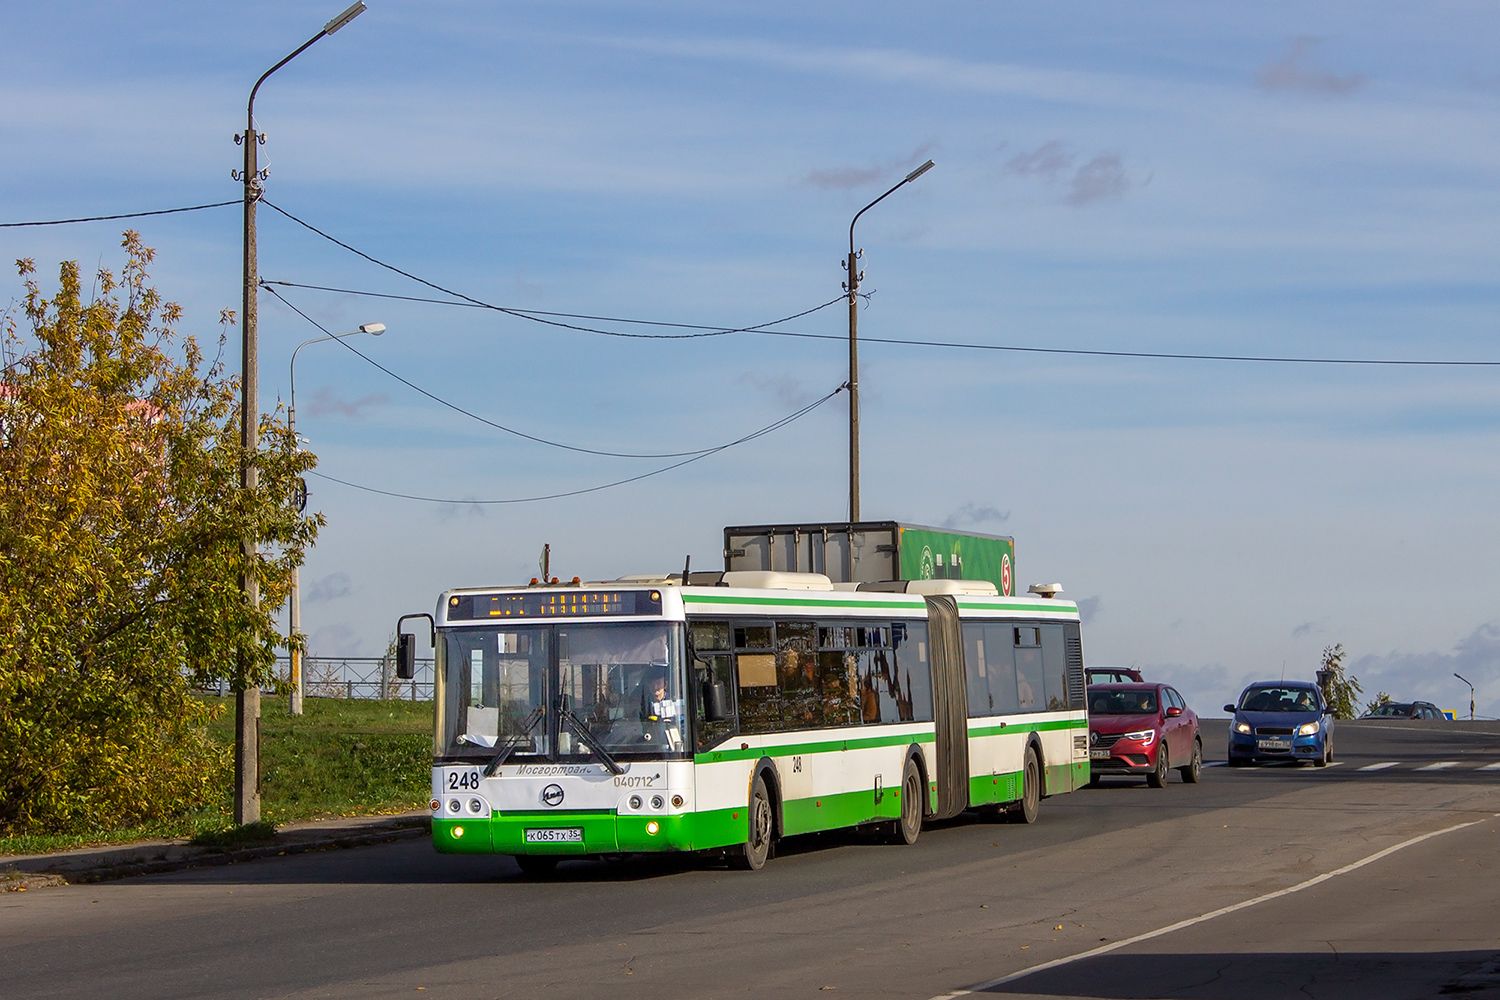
(399, 571, 1088, 874)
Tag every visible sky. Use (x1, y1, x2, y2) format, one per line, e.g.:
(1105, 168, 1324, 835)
(3, 1, 1499, 717)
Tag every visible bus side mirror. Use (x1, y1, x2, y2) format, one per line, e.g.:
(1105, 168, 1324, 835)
(702, 681, 732, 721)
(396, 633, 416, 680)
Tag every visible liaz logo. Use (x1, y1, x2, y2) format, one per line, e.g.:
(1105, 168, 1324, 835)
(541, 783, 565, 807)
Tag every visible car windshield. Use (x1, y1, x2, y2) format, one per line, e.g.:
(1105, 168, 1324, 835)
(1365, 702, 1413, 717)
(1240, 686, 1318, 713)
(1089, 689, 1158, 715)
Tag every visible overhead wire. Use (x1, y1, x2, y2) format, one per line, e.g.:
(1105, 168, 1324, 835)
(260, 200, 843, 339)
(265, 282, 1500, 368)
(0, 200, 240, 228)
(305, 383, 844, 504)
(264, 283, 841, 459)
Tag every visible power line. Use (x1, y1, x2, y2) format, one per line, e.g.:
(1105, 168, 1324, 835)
(270, 277, 1500, 369)
(0, 200, 239, 228)
(260, 200, 843, 339)
(306, 384, 845, 504)
(264, 282, 848, 460)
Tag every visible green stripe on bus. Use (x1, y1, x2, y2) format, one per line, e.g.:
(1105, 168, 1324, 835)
(695, 731, 937, 765)
(682, 594, 924, 610)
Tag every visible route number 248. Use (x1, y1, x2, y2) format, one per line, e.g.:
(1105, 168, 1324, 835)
(447, 769, 481, 791)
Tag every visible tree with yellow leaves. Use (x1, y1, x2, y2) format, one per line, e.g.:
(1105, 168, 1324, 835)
(0, 233, 322, 834)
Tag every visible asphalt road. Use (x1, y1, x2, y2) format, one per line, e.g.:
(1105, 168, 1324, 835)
(5, 720, 1498, 1000)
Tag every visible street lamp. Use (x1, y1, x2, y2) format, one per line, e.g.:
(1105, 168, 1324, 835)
(844, 158, 934, 524)
(1455, 673, 1475, 722)
(286, 322, 384, 717)
(233, 0, 367, 827)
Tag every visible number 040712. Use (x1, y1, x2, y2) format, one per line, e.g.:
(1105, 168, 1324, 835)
(447, 769, 481, 791)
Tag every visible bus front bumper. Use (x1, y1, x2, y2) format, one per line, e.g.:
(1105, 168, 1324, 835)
(434, 811, 722, 855)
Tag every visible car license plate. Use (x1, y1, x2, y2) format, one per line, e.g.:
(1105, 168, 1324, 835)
(1257, 739, 1292, 750)
(1089, 749, 1111, 759)
(524, 828, 582, 844)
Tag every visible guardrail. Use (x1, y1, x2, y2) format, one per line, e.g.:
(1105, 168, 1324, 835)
(201, 656, 435, 701)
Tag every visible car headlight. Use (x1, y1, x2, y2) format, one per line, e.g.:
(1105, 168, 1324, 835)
(1235, 722, 1251, 734)
(1298, 720, 1321, 736)
(1123, 729, 1156, 745)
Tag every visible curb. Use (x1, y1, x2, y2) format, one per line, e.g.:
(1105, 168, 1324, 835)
(1, 814, 432, 891)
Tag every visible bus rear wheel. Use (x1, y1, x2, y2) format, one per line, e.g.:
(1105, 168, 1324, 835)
(1007, 746, 1041, 824)
(731, 773, 774, 871)
(514, 855, 559, 878)
(887, 758, 922, 845)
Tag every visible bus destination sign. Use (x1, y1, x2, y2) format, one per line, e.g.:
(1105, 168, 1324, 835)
(447, 589, 663, 621)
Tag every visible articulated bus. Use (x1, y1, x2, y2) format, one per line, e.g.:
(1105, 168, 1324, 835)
(398, 571, 1087, 874)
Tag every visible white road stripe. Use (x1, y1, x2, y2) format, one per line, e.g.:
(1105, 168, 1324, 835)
(927, 815, 1493, 1000)
(1478, 762, 1500, 771)
(1417, 762, 1458, 771)
(1359, 762, 1400, 771)
(1202, 761, 1227, 767)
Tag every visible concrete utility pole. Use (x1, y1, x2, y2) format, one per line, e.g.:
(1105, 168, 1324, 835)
(234, 1, 367, 825)
(844, 159, 933, 524)
(286, 323, 384, 715)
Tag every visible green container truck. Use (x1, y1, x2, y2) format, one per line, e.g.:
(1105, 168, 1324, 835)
(722, 521, 1017, 597)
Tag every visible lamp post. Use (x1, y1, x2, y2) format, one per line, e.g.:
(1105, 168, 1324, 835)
(1455, 673, 1475, 722)
(234, 0, 367, 826)
(844, 158, 934, 523)
(286, 323, 384, 716)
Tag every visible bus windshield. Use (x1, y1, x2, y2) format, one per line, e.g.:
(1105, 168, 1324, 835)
(440, 622, 686, 761)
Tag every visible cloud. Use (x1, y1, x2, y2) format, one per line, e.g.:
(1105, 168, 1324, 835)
(305, 572, 354, 603)
(1076, 596, 1102, 625)
(1002, 141, 1131, 207)
(1065, 153, 1128, 206)
(1347, 623, 1500, 718)
(1256, 38, 1365, 96)
(738, 370, 821, 408)
(1005, 140, 1073, 181)
(802, 142, 938, 190)
(941, 502, 1010, 528)
(1291, 619, 1327, 639)
(306, 386, 391, 419)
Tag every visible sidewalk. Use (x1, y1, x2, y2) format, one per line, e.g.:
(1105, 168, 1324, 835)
(0, 810, 431, 891)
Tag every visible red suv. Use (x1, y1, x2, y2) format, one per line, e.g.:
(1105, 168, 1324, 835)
(1086, 683, 1202, 787)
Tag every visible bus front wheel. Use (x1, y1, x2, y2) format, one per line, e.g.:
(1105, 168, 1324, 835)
(732, 773, 774, 871)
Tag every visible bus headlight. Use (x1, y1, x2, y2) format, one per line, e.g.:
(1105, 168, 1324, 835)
(651, 795, 665, 810)
(448, 798, 462, 814)
(452, 825, 465, 839)
(468, 798, 485, 814)
(629, 795, 643, 810)
(646, 821, 660, 835)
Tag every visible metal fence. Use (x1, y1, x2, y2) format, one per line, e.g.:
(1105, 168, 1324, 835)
(205, 656, 435, 701)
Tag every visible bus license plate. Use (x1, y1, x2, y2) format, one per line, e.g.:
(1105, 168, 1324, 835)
(1089, 750, 1111, 759)
(1257, 739, 1292, 750)
(524, 828, 583, 844)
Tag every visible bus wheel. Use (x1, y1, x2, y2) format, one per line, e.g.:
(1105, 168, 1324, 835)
(888, 758, 922, 845)
(514, 855, 559, 878)
(1007, 746, 1041, 824)
(731, 773, 774, 871)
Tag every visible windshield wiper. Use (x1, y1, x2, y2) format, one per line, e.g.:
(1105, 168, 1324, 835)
(558, 706, 625, 776)
(481, 705, 546, 777)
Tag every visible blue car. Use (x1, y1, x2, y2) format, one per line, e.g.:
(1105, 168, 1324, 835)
(1224, 681, 1334, 766)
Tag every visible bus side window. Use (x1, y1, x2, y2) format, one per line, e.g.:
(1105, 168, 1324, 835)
(894, 620, 934, 722)
(689, 620, 737, 751)
(734, 622, 780, 735)
(962, 622, 991, 717)
(1040, 625, 1068, 711)
(984, 624, 1020, 714)
(775, 621, 819, 730)
(1013, 626, 1041, 711)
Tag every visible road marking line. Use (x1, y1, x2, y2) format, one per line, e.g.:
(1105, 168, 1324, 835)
(1478, 762, 1500, 771)
(1416, 762, 1458, 771)
(927, 815, 1493, 1000)
(1359, 762, 1400, 771)
(1326, 761, 1345, 768)
(1202, 761, 1227, 768)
